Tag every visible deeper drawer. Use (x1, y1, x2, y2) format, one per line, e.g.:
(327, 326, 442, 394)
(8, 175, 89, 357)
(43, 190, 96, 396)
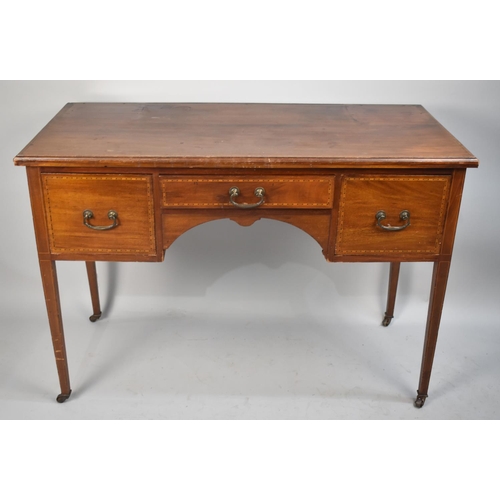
(335, 175, 451, 255)
(41, 174, 156, 256)
(160, 176, 334, 209)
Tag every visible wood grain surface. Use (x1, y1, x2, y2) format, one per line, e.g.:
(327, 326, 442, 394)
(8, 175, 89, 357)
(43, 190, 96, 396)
(14, 103, 478, 167)
(160, 176, 334, 208)
(335, 175, 451, 255)
(162, 210, 332, 255)
(42, 173, 157, 256)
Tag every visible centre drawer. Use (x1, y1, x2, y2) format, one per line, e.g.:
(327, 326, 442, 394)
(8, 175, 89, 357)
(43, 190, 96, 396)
(41, 174, 156, 257)
(160, 176, 334, 209)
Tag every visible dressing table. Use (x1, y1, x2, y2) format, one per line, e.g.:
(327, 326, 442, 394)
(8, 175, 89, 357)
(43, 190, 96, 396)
(14, 103, 478, 407)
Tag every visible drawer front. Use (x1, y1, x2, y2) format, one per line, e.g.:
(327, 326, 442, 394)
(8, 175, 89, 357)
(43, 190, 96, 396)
(160, 176, 334, 209)
(42, 174, 156, 256)
(336, 175, 451, 255)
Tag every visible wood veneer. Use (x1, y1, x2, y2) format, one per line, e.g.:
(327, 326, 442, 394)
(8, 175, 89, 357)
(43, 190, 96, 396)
(15, 103, 478, 408)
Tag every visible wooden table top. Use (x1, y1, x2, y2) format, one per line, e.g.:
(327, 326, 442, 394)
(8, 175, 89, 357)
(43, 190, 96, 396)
(14, 103, 478, 167)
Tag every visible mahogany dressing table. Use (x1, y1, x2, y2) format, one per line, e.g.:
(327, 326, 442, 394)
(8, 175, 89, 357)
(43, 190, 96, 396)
(14, 103, 478, 407)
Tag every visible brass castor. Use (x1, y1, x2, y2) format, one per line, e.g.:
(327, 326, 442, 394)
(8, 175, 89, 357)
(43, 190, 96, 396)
(89, 312, 102, 322)
(382, 314, 393, 327)
(414, 394, 427, 408)
(56, 391, 72, 403)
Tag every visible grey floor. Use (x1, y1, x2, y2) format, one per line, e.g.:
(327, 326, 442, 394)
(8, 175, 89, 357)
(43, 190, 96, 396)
(2, 250, 499, 420)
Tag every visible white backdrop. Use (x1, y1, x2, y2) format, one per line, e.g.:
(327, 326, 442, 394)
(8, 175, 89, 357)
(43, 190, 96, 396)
(1, 80, 499, 420)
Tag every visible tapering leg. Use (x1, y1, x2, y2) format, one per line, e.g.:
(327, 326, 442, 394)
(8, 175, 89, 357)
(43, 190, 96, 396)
(382, 262, 401, 326)
(86, 261, 102, 322)
(414, 260, 451, 408)
(39, 260, 72, 403)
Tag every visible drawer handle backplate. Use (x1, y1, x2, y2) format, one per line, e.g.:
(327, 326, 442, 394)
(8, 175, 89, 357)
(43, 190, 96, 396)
(83, 209, 119, 231)
(375, 210, 410, 231)
(229, 186, 266, 209)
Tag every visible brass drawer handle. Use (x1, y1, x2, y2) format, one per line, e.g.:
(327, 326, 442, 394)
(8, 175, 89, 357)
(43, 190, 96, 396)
(375, 210, 410, 231)
(229, 186, 266, 209)
(83, 209, 119, 231)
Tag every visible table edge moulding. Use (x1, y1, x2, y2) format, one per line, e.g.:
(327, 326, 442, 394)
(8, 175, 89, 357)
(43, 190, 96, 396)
(13, 103, 479, 408)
